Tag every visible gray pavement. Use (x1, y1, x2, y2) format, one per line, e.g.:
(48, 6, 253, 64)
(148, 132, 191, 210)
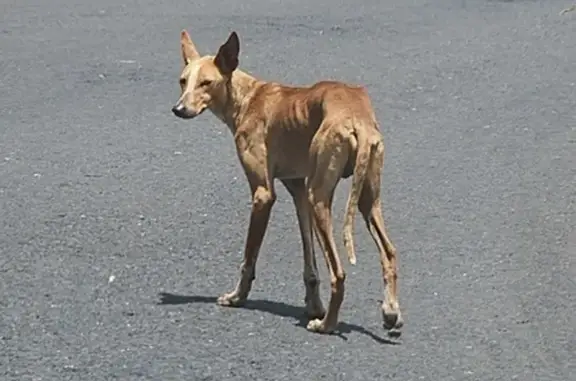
(1, 0, 575, 380)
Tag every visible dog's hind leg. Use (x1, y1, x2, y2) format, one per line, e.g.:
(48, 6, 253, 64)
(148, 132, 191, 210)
(282, 179, 326, 320)
(305, 125, 350, 334)
(217, 143, 276, 307)
(358, 139, 403, 333)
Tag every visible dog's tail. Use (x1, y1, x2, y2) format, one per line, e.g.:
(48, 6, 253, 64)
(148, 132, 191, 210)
(342, 123, 380, 265)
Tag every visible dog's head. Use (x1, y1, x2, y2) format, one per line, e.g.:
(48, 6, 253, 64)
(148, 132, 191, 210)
(171, 30, 239, 119)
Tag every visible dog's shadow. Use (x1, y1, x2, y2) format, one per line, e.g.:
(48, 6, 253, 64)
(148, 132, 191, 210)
(157, 292, 400, 345)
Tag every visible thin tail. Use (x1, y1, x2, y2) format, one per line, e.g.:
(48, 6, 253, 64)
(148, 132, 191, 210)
(342, 125, 379, 265)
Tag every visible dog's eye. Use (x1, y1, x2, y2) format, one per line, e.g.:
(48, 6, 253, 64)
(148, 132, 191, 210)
(179, 78, 187, 86)
(199, 80, 212, 87)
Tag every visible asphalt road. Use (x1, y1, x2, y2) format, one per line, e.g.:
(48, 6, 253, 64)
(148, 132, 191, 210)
(1, 0, 575, 380)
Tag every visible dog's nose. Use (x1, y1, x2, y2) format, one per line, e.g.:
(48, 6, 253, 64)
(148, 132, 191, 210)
(172, 103, 184, 116)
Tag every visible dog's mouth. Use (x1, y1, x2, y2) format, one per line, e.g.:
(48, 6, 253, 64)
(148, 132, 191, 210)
(174, 111, 197, 119)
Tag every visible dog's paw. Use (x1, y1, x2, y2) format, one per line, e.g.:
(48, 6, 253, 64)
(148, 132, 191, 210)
(217, 292, 246, 307)
(306, 318, 336, 334)
(382, 302, 403, 331)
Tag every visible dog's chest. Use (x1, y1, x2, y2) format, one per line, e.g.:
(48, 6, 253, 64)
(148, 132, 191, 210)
(274, 161, 309, 179)
(270, 126, 315, 180)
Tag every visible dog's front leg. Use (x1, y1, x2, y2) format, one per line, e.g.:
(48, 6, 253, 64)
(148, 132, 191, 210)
(217, 141, 275, 307)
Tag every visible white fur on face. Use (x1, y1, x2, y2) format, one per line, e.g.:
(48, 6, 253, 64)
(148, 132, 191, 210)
(180, 59, 202, 96)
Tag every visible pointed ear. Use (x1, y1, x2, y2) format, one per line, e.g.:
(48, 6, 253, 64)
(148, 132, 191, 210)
(214, 31, 240, 75)
(180, 29, 200, 65)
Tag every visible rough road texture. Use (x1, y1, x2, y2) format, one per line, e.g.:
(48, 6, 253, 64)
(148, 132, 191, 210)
(1, 0, 575, 380)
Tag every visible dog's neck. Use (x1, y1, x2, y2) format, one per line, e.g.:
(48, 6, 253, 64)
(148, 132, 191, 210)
(210, 69, 261, 133)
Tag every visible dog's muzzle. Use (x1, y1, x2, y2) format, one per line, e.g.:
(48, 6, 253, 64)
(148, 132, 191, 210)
(171, 103, 197, 119)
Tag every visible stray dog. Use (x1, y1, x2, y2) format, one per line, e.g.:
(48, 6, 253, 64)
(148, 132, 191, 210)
(171, 30, 403, 335)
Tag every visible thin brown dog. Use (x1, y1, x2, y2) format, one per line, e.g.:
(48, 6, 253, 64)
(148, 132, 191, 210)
(171, 30, 403, 335)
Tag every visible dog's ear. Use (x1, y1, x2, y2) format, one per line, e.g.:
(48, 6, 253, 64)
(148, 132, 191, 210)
(214, 31, 240, 75)
(180, 29, 200, 65)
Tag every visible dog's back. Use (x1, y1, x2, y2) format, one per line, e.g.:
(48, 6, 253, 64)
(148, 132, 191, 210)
(244, 80, 381, 177)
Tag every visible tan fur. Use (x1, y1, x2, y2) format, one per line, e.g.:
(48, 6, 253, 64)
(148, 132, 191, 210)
(171, 30, 403, 335)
